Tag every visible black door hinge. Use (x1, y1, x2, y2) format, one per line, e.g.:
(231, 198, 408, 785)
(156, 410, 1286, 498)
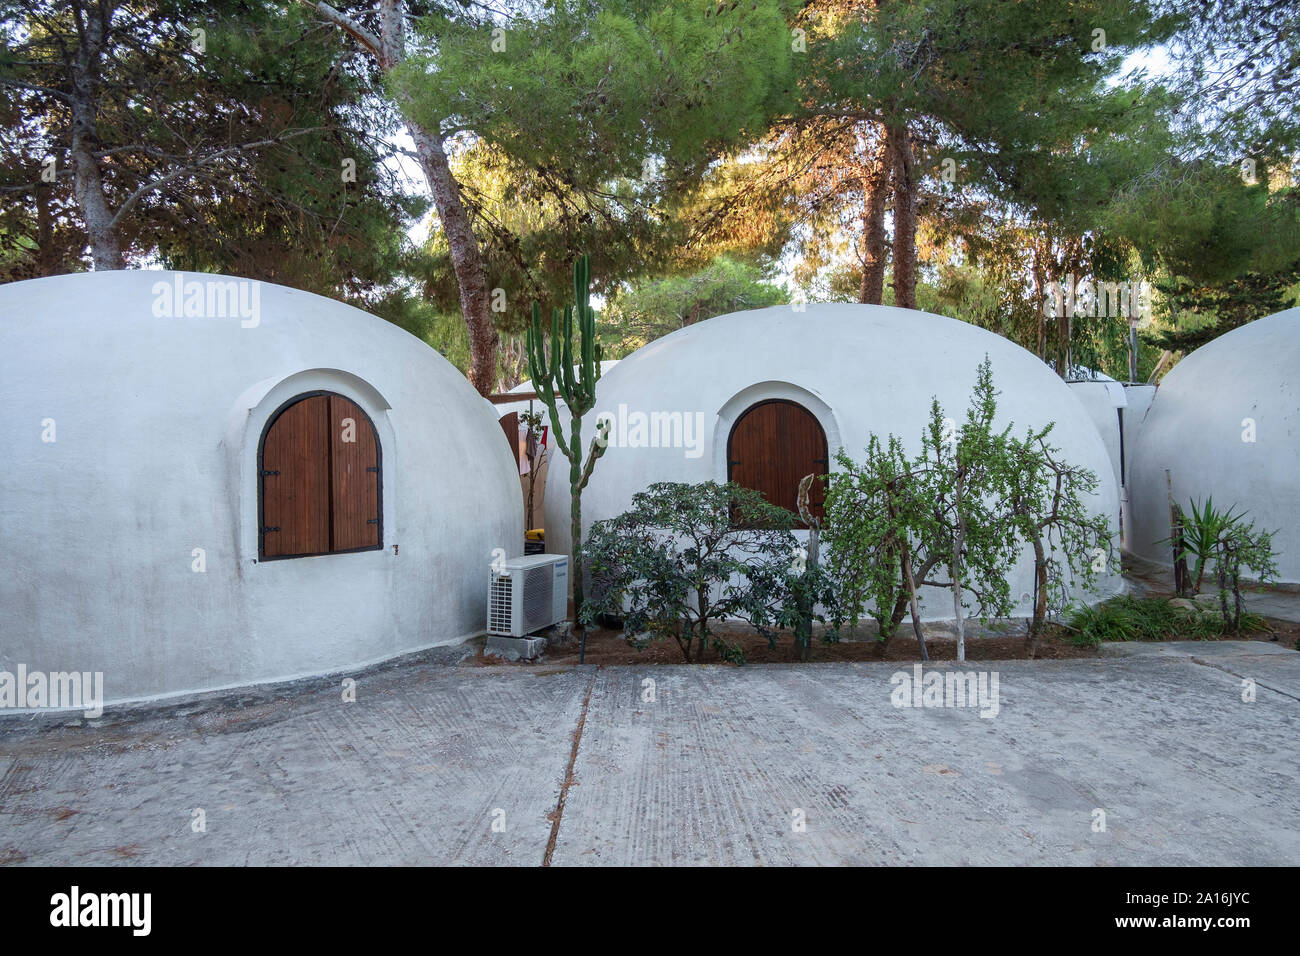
(260, 470, 280, 476)
(366, 466, 380, 473)
(261, 526, 280, 533)
(366, 518, 379, 524)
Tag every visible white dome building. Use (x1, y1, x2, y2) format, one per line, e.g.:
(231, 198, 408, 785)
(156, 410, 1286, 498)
(1128, 308, 1300, 581)
(544, 303, 1121, 620)
(0, 271, 521, 706)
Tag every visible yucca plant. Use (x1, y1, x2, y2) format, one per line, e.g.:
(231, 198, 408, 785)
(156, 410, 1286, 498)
(1171, 497, 1246, 595)
(1163, 496, 1278, 634)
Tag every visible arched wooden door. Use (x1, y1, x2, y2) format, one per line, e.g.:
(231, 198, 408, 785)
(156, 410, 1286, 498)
(259, 392, 381, 559)
(726, 399, 828, 522)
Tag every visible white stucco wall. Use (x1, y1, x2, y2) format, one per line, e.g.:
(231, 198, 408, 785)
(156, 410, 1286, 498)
(0, 271, 522, 705)
(1127, 308, 1300, 581)
(1066, 379, 1126, 491)
(544, 303, 1121, 620)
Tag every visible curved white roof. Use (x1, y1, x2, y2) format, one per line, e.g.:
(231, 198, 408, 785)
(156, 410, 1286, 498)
(1128, 307, 1300, 580)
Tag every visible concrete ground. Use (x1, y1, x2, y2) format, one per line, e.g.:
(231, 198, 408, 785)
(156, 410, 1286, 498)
(2, 640, 1297, 866)
(1123, 552, 1300, 622)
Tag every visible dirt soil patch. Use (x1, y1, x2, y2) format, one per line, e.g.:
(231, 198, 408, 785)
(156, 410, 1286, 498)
(462, 616, 1299, 668)
(463, 622, 1089, 666)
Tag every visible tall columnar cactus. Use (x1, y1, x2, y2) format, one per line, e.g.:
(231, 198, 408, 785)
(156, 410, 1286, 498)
(526, 254, 607, 615)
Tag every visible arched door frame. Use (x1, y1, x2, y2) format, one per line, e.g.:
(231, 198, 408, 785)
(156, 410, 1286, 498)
(228, 368, 394, 565)
(713, 381, 841, 490)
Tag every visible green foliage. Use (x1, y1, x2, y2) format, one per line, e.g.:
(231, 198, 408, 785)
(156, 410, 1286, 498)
(1001, 420, 1115, 654)
(1207, 512, 1278, 634)
(0, 0, 424, 296)
(1165, 497, 1278, 632)
(1171, 497, 1246, 594)
(918, 358, 1023, 652)
(824, 358, 1114, 659)
(1160, 0, 1300, 161)
(1066, 594, 1267, 647)
(823, 435, 916, 641)
(1116, 159, 1300, 355)
(394, 2, 797, 329)
(600, 255, 788, 356)
(580, 481, 840, 663)
(399, 2, 795, 189)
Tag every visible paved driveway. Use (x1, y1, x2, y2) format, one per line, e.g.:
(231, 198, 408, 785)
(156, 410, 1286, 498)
(2, 642, 1297, 866)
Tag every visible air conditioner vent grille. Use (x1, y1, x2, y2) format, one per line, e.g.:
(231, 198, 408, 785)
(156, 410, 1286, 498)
(522, 566, 554, 633)
(488, 574, 514, 635)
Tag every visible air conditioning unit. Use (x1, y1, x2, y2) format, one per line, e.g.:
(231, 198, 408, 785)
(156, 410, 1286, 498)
(488, 554, 569, 637)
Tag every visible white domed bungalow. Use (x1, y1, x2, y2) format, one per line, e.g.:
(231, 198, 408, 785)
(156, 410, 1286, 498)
(544, 303, 1122, 620)
(0, 271, 521, 706)
(1127, 307, 1300, 581)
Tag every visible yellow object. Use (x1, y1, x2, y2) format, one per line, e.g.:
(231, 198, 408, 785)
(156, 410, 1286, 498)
(525, 529, 545, 541)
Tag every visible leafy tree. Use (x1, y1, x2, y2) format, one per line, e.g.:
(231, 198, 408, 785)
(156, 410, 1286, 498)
(1159, 0, 1300, 163)
(824, 360, 1020, 661)
(917, 358, 1021, 661)
(581, 481, 839, 663)
(0, 0, 423, 301)
(1001, 424, 1115, 657)
(600, 255, 788, 356)
(697, 0, 1178, 318)
(825, 359, 1112, 660)
(824, 434, 934, 659)
(391, 0, 797, 391)
(290, 0, 507, 394)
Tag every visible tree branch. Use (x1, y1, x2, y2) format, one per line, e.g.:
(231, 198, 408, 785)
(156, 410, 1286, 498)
(295, 0, 383, 62)
(106, 128, 324, 230)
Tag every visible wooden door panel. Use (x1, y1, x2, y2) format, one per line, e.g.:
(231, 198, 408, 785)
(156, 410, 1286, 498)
(329, 394, 380, 551)
(261, 395, 330, 557)
(727, 400, 827, 523)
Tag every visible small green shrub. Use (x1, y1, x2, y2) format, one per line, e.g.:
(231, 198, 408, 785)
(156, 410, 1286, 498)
(1065, 594, 1268, 647)
(580, 481, 841, 663)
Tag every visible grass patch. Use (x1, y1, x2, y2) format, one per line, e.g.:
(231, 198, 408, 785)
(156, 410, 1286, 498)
(1065, 594, 1269, 647)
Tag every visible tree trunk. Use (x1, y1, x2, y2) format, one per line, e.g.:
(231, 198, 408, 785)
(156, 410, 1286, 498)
(1025, 537, 1049, 658)
(889, 123, 917, 310)
(1032, 245, 1048, 361)
(951, 473, 968, 662)
(407, 122, 499, 395)
(1056, 306, 1070, 378)
(901, 544, 928, 662)
(35, 182, 57, 276)
(68, 0, 123, 271)
(858, 126, 891, 305)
